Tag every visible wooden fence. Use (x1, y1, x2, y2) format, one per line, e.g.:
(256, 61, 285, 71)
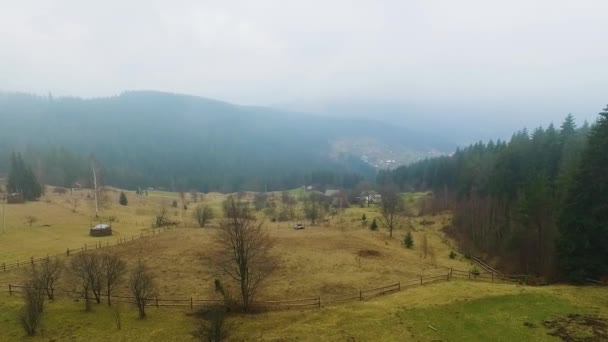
(1, 226, 175, 272)
(3, 268, 511, 312)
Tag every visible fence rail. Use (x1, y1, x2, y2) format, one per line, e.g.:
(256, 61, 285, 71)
(1, 226, 175, 272)
(4, 267, 524, 312)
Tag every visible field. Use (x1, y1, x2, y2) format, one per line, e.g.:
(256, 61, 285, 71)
(0, 187, 606, 341)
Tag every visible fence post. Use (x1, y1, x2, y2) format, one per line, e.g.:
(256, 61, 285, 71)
(156, 296, 159, 307)
(190, 297, 193, 310)
(420, 276, 423, 285)
(450, 267, 453, 280)
(66, 248, 70, 256)
(2, 263, 5, 272)
(447, 272, 450, 281)
(8, 284, 12, 295)
(359, 290, 362, 301)
(318, 297, 321, 308)
(492, 272, 494, 282)
(398, 282, 401, 291)
(31, 257, 34, 265)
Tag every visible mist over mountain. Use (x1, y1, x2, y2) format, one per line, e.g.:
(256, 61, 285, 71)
(0, 91, 454, 192)
(282, 97, 603, 145)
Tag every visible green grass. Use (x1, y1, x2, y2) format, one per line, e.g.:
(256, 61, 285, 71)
(399, 293, 579, 341)
(230, 281, 608, 341)
(0, 293, 197, 341)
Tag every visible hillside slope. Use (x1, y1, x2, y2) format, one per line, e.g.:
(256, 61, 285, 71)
(0, 91, 453, 192)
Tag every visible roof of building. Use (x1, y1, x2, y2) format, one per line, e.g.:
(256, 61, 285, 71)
(324, 189, 340, 197)
(91, 224, 111, 230)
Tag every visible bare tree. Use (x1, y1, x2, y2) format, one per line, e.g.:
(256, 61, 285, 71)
(421, 234, 429, 259)
(129, 260, 155, 319)
(25, 216, 38, 227)
(212, 196, 276, 312)
(303, 194, 321, 225)
(194, 305, 229, 342)
(378, 186, 404, 238)
(20, 281, 45, 336)
(72, 198, 80, 213)
(190, 190, 199, 203)
(101, 254, 127, 305)
(194, 205, 215, 228)
(179, 191, 186, 207)
(70, 253, 104, 310)
(27, 257, 63, 300)
(155, 207, 177, 227)
(253, 192, 268, 211)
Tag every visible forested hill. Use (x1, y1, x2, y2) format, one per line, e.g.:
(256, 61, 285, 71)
(0, 91, 452, 192)
(379, 108, 608, 282)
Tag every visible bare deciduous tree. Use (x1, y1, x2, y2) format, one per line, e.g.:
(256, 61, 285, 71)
(194, 305, 229, 342)
(101, 254, 127, 305)
(190, 190, 199, 203)
(72, 198, 80, 213)
(212, 196, 276, 312)
(20, 281, 45, 336)
(25, 215, 38, 227)
(70, 253, 103, 310)
(155, 207, 177, 227)
(378, 186, 404, 238)
(27, 257, 63, 300)
(194, 205, 215, 228)
(129, 261, 155, 319)
(421, 234, 429, 259)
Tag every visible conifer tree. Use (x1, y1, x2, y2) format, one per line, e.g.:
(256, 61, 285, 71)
(7, 153, 42, 201)
(369, 218, 378, 231)
(557, 106, 608, 282)
(119, 192, 128, 206)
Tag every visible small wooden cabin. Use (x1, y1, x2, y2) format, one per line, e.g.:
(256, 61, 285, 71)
(7, 193, 24, 204)
(90, 224, 112, 237)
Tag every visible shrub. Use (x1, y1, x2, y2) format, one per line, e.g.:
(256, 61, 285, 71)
(449, 251, 457, 259)
(403, 231, 414, 249)
(361, 213, 367, 221)
(369, 218, 378, 231)
(20, 283, 45, 336)
(119, 192, 128, 206)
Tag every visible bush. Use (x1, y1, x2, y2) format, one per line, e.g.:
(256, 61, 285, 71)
(172, 200, 178, 208)
(403, 231, 414, 249)
(471, 266, 480, 277)
(361, 213, 367, 221)
(369, 218, 378, 231)
(449, 251, 457, 259)
(20, 283, 45, 336)
(119, 192, 128, 206)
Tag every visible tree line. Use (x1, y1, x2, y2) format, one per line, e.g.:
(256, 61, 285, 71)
(380, 108, 608, 283)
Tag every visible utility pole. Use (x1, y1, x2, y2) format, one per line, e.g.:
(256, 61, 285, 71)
(2, 194, 6, 233)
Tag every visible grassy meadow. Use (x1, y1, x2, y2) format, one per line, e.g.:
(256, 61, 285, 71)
(0, 187, 606, 341)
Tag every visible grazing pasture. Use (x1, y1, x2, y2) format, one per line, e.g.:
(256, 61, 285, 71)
(0, 187, 606, 341)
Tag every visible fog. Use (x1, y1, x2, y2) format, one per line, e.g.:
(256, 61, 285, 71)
(1, 0, 607, 138)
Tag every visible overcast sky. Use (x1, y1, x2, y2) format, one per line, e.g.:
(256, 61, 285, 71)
(1, 0, 607, 130)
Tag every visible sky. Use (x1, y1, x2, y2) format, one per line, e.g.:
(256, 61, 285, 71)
(1, 0, 607, 135)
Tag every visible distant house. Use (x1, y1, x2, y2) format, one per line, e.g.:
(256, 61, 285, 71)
(323, 189, 350, 208)
(358, 191, 382, 206)
(7, 193, 24, 204)
(324, 189, 340, 197)
(90, 224, 112, 237)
